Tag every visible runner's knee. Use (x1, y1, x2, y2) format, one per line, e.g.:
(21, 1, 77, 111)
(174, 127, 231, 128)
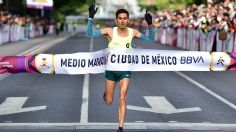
(119, 96, 126, 101)
(105, 97, 113, 105)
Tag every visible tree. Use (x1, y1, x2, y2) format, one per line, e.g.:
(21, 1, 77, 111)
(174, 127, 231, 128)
(53, 0, 93, 20)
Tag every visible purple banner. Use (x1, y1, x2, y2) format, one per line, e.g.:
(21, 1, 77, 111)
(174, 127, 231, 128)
(0, 55, 39, 74)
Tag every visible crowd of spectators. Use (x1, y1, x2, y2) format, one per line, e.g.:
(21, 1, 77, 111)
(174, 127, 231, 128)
(2, 0, 236, 46)
(0, 10, 54, 36)
(0, 10, 57, 44)
(125, 0, 236, 51)
(151, 0, 236, 34)
(124, 0, 236, 37)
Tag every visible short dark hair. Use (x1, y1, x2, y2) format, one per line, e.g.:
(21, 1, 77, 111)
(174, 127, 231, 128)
(116, 9, 129, 19)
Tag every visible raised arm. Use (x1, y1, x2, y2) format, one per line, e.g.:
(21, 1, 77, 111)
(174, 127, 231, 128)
(86, 18, 102, 37)
(86, 5, 101, 37)
(134, 11, 155, 42)
(86, 5, 112, 38)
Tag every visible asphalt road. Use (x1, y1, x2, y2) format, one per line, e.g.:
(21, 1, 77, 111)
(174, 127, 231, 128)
(0, 33, 236, 132)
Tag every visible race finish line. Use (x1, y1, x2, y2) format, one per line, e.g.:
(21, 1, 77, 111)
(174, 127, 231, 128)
(0, 48, 236, 74)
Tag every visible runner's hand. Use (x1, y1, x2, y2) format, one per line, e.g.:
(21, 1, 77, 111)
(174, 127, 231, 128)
(89, 4, 98, 19)
(145, 10, 152, 25)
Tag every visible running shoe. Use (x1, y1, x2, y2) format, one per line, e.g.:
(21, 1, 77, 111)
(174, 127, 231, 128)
(117, 127, 123, 132)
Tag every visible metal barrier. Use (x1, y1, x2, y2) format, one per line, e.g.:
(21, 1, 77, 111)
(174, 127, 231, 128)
(0, 24, 56, 45)
(155, 27, 236, 52)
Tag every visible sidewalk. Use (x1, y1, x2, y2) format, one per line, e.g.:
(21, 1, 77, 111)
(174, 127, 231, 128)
(0, 33, 75, 56)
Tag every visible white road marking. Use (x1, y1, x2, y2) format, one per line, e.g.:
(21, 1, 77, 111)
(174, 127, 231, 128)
(80, 38, 93, 123)
(0, 74, 9, 81)
(18, 35, 70, 56)
(80, 74, 89, 123)
(0, 97, 46, 115)
(89, 38, 94, 51)
(127, 96, 201, 114)
(0, 34, 73, 81)
(1, 37, 235, 130)
(0, 122, 235, 131)
(175, 71, 236, 110)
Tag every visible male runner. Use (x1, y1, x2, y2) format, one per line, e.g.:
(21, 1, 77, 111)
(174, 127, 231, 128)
(86, 5, 154, 132)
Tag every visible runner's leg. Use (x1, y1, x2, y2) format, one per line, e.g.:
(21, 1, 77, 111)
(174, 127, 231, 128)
(104, 79, 116, 105)
(118, 78, 130, 128)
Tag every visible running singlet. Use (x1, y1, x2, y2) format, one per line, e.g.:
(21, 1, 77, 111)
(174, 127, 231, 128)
(108, 27, 133, 49)
(106, 27, 132, 82)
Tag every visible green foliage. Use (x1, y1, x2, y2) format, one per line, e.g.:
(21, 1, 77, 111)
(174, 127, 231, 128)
(52, 0, 92, 21)
(156, 0, 169, 9)
(53, 11, 65, 21)
(139, 0, 201, 11)
(156, 0, 193, 10)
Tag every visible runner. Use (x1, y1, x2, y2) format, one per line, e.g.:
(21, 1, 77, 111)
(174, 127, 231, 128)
(86, 4, 154, 132)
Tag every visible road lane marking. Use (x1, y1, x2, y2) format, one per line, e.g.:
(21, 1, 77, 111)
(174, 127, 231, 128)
(0, 34, 74, 81)
(127, 96, 201, 114)
(0, 122, 235, 131)
(0, 97, 46, 115)
(80, 38, 93, 123)
(175, 71, 236, 110)
(0, 74, 9, 81)
(80, 74, 89, 123)
(17, 35, 71, 56)
(89, 38, 94, 51)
